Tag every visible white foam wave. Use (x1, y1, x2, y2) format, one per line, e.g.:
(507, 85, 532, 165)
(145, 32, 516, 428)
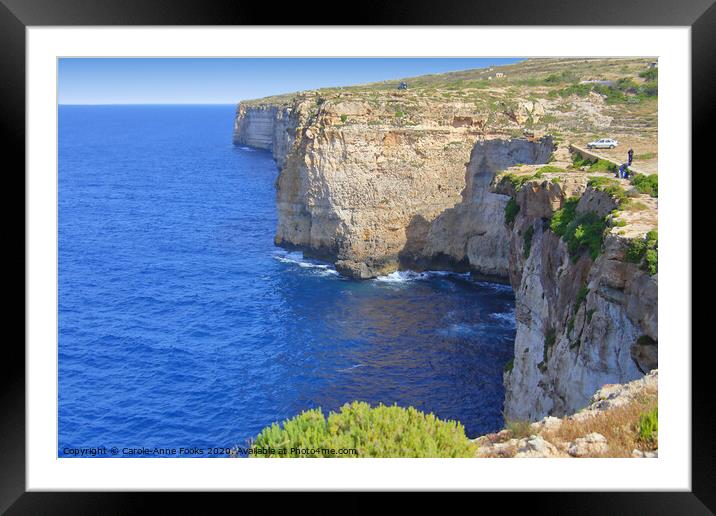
(373, 270, 470, 284)
(437, 323, 488, 338)
(489, 308, 517, 328)
(337, 364, 364, 372)
(475, 281, 513, 293)
(272, 250, 339, 276)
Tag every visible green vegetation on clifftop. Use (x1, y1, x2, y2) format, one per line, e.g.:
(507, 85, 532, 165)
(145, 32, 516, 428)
(631, 173, 658, 197)
(626, 230, 658, 275)
(587, 176, 628, 205)
(550, 197, 607, 261)
(637, 407, 658, 444)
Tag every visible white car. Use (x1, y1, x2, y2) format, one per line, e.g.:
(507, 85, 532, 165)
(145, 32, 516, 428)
(587, 138, 618, 149)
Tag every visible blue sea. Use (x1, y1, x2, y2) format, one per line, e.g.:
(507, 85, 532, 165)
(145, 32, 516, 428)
(58, 105, 516, 457)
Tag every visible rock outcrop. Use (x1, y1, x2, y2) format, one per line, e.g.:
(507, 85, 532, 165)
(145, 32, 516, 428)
(499, 175, 658, 420)
(418, 137, 554, 279)
(475, 370, 658, 458)
(235, 94, 501, 278)
(234, 102, 306, 169)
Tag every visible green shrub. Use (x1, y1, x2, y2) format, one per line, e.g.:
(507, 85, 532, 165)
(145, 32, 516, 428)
(587, 176, 618, 189)
(636, 335, 656, 347)
(502, 173, 533, 191)
(637, 407, 658, 444)
(537, 165, 567, 174)
(631, 173, 658, 197)
(645, 249, 658, 275)
(572, 153, 617, 174)
(550, 197, 579, 236)
(556, 74, 657, 104)
(340, 114, 348, 123)
(564, 212, 607, 260)
(543, 70, 579, 84)
(250, 402, 477, 458)
(557, 83, 595, 98)
(505, 198, 520, 226)
(571, 152, 594, 169)
(639, 67, 658, 81)
(588, 176, 628, 205)
(625, 230, 658, 275)
(639, 81, 658, 97)
(616, 77, 639, 93)
(626, 244, 644, 262)
(551, 198, 607, 261)
(589, 160, 618, 173)
(523, 225, 534, 259)
(504, 358, 514, 373)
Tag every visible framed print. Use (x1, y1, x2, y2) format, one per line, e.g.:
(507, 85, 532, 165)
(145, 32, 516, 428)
(5, 0, 713, 511)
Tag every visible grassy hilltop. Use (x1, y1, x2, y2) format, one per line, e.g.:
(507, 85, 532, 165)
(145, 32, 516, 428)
(241, 57, 658, 173)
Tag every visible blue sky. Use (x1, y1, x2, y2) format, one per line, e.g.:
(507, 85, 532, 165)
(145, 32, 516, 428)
(58, 58, 524, 105)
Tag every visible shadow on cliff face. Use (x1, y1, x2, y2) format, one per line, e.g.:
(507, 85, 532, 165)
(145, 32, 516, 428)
(398, 215, 431, 268)
(400, 137, 555, 278)
(463, 136, 555, 198)
(399, 213, 472, 273)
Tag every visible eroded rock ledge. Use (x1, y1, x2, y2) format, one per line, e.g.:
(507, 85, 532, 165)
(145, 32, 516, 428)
(234, 94, 554, 280)
(476, 370, 658, 458)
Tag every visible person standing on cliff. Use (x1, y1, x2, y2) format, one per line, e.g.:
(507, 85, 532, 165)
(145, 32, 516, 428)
(627, 148, 634, 166)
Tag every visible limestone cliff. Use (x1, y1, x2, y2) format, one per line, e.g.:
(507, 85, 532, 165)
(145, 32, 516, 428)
(235, 93, 487, 278)
(419, 137, 554, 279)
(233, 102, 304, 169)
(496, 172, 658, 420)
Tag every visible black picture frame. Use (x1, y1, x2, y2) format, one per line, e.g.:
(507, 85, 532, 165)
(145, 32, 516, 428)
(4, 0, 712, 512)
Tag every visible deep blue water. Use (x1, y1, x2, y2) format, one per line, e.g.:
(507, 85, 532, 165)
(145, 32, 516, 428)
(58, 105, 515, 457)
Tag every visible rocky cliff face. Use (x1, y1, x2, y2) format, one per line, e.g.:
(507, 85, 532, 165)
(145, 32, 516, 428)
(233, 102, 309, 169)
(418, 137, 554, 279)
(235, 93, 493, 278)
(234, 94, 562, 280)
(497, 175, 658, 420)
(476, 370, 658, 457)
